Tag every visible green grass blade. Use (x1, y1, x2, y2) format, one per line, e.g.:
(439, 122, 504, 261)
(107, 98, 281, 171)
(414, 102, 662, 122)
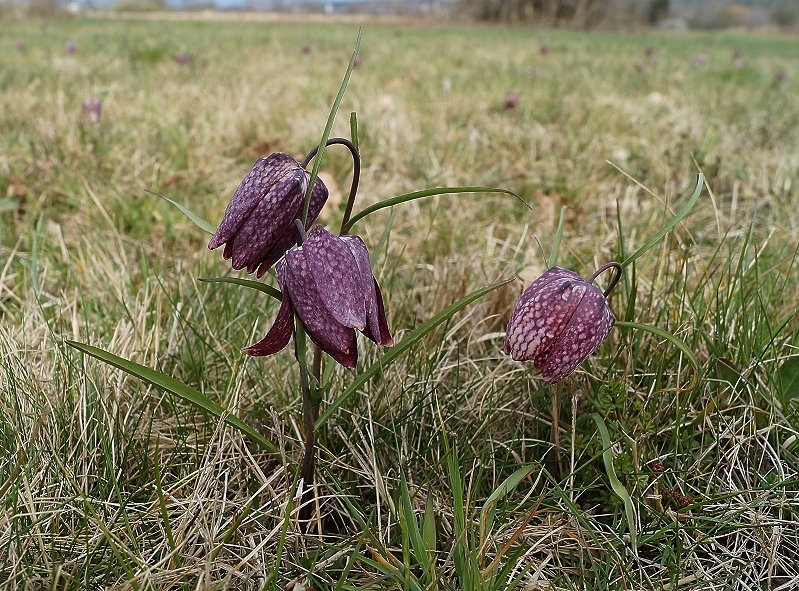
(65, 340, 279, 454)
(199, 276, 282, 301)
(590, 413, 637, 550)
(315, 277, 514, 428)
(399, 471, 433, 576)
(547, 205, 568, 268)
(480, 464, 537, 548)
(342, 187, 528, 234)
(302, 31, 360, 224)
(146, 189, 216, 235)
(620, 173, 704, 268)
(615, 321, 700, 393)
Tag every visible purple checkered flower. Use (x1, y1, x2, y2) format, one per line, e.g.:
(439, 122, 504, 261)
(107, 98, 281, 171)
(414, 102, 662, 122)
(208, 153, 328, 277)
(244, 226, 393, 368)
(504, 265, 619, 383)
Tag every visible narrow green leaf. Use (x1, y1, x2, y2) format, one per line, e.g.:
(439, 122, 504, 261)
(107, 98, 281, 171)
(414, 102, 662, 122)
(400, 471, 432, 575)
(620, 173, 704, 268)
(590, 413, 637, 549)
(65, 340, 279, 454)
(302, 30, 361, 224)
(199, 276, 282, 301)
(315, 277, 514, 427)
(146, 189, 216, 235)
(547, 205, 568, 268)
(776, 356, 799, 400)
(480, 464, 536, 544)
(615, 321, 700, 393)
(342, 187, 529, 234)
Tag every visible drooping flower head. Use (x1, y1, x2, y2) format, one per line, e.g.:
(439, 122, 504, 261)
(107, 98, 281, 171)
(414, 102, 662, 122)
(244, 226, 392, 369)
(208, 153, 328, 277)
(504, 264, 620, 383)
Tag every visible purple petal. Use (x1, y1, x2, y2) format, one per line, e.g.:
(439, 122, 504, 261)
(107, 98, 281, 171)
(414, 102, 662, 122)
(253, 175, 329, 278)
(340, 235, 393, 346)
(296, 226, 366, 330)
(283, 235, 360, 369)
(208, 153, 301, 251)
(538, 286, 615, 383)
(226, 170, 307, 271)
(504, 267, 586, 362)
(242, 261, 294, 356)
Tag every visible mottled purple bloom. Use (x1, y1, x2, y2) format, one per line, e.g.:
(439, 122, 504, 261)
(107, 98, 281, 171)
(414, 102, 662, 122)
(504, 266, 616, 383)
(208, 153, 329, 277)
(244, 226, 393, 368)
(65, 41, 76, 54)
(504, 91, 520, 109)
(82, 96, 102, 124)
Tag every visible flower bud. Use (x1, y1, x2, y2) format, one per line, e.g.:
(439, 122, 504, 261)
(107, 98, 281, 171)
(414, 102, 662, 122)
(504, 266, 616, 383)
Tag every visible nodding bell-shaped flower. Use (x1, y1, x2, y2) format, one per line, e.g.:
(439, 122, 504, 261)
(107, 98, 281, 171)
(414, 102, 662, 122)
(504, 264, 621, 384)
(243, 226, 393, 369)
(208, 153, 328, 277)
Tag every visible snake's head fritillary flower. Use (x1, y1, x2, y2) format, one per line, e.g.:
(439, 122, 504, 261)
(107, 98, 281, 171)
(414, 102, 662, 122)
(504, 264, 620, 383)
(208, 153, 328, 277)
(243, 226, 392, 369)
(82, 96, 102, 124)
(504, 91, 520, 109)
(65, 41, 76, 54)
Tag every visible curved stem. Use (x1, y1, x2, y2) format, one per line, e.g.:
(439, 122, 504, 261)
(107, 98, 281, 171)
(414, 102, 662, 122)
(299, 137, 361, 232)
(293, 219, 307, 246)
(590, 261, 623, 297)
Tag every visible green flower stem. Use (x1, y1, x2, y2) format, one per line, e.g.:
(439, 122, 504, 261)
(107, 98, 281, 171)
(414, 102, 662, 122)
(292, 317, 318, 527)
(299, 137, 362, 233)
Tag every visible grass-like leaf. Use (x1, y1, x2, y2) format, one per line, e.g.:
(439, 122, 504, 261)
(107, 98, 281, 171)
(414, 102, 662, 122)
(199, 276, 282, 301)
(342, 187, 529, 234)
(146, 189, 216, 235)
(65, 340, 279, 454)
(591, 413, 637, 550)
(620, 172, 704, 268)
(315, 277, 515, 428)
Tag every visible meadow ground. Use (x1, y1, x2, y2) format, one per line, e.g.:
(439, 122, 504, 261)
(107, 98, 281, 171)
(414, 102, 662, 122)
(1, 13, 799, 590)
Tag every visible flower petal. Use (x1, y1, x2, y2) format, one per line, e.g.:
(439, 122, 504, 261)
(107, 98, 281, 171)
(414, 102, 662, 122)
(299, 226, 366, 330)
(283, 236, 360, 369)
(254, 175, 329, 278)
(208, 153, 298, 250)
(340, 235, 393, 346)
(242, 261, 294, 356)
(537, 286, 615, 383)
(227, 170, 307, 271)
(503, 267, 586, 362)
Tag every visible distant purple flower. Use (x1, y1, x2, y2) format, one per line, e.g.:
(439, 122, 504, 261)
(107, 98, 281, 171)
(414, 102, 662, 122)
(635, 61, 646, 73)
(301, 44, 312, 54)
(82, 96, 102, 124)
(504, 265, 620, 383)
(208, 153, 329, 277)
(65, 41, 76, 54)
(645, 46, 655, 57)
(504, 91, 520, 109)
(695, 54, 707, 67)
(776, 70, 788, 84)
(15, 41, 25, 51)
(539, 43, 549, 56)
(244, 226, 393, 368)
(174, 52, 190, 65)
